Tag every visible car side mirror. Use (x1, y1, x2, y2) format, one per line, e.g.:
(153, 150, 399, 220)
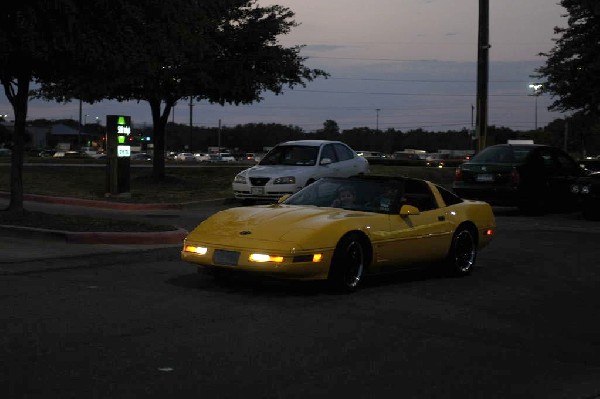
(320, 158, 332, 165)
(278, 194, 291, 204)
(399, 204, 420, 216)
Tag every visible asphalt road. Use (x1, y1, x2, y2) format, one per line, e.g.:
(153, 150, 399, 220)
(2, 209, 600, 398)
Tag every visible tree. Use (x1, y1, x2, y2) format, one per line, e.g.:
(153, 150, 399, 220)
(39, 0, 328, 181)
(1, 1, 90, 213)
(317, 120, 340, 140)
(535, 0, 600, 118)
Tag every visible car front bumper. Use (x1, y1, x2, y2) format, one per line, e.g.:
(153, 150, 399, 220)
(181, 242, 334, 281)
(232, 182, 303, 201)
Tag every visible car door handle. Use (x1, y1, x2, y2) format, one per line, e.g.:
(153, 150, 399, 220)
(438, 215, 445, 221)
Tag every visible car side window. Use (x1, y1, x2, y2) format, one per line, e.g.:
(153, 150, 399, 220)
(436, 185, 463, 206)
(333, 143, 354, 161)
(320, 144, 338, 163)
(403, 179, 438, 211)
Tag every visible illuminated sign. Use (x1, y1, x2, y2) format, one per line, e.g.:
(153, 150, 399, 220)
(117, 145, 131, 157)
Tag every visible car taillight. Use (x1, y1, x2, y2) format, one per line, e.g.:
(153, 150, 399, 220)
(454, 167, 463, 181)
(510, 168, 520, 185)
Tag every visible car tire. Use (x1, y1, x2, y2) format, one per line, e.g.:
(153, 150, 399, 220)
(446, 226, 477, 276)
(327, 233, 368, 293)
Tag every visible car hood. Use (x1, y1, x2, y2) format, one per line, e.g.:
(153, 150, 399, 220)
(240, 165, 314, 178)
(187, 204, 368, 245)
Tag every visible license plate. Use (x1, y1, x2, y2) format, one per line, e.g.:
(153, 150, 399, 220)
(476, 174, 494, 182)
(213, 250, 240, 266)
(251, 187, 264, 195)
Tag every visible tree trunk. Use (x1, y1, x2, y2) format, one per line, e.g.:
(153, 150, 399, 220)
(6, 76, 30, 214)
(149, 99, 173, 182)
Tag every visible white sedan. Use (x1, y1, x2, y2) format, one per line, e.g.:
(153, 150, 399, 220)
(232, 140, 370, 202)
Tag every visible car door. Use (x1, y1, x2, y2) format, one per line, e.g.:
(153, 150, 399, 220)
(373, 180, 452, 270)
(317, 144, 342, 178)
(333, 143, 364, 177)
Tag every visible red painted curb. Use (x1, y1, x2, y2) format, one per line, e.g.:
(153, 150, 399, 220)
(65, 227, 189, 245)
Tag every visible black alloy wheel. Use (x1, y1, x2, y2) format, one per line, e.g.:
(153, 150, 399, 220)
(447, 227, 477, 276)
(328, 233, 367, 293)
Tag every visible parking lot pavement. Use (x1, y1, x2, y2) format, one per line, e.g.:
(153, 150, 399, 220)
(0, 235, 182, 275)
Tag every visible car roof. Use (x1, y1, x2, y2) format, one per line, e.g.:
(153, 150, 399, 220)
(487, 144, 548, 148)
(278, 140, 344, 147)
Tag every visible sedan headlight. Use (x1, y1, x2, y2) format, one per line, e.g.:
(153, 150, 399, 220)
(273, 176, 295, 184)
(571, 184, 580, 194)
(234, 174, 247, 184)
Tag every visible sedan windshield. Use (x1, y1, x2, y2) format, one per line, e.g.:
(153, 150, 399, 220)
(259, 145, 319, 166)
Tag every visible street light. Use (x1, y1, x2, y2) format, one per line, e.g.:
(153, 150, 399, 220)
(528, 83, 543, 130)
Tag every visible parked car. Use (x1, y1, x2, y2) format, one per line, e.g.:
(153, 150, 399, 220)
(208, 153, 235, 163)
(452, 144, 587, 213)
(571, 171, 600, 220)
(243, 152, 259, 162)
(0, 148, 12, 157)
(194, 152, 211, 162)
(175, 152, 195, 162)
(130, 152, 152, 161)
(356, 150, 385, 160)
(38, 149, 56, 158)
(219, 153, 236, 162)
(232, 140, 370, 202)
(183, 175, 496, 292)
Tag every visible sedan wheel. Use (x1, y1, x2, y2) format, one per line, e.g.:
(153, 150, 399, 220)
(328, 234, 366, 293)
(447, 227, 477, 276)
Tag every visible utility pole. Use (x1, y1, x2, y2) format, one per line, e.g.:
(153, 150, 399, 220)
(376, 108, 381, 131)
(564, 119, 569, 152)
(188, 97, 194, 151)
(78, 99, 82, 149)
(218, 119, 222, 151)
(476, 0, 490, 152)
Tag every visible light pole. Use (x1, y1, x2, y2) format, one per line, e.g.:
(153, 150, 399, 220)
(78, 99, 82, 148)
(375, 108, 380, 131)
(528, 83, 543, 130)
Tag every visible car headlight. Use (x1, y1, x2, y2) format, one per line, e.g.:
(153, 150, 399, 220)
(571, 184, 580, 194)
(234, 174, 247, 184)
(581, 185, 591, 194)
(273, 176, 295, 184)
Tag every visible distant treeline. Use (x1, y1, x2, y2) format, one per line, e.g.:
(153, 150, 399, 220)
(7, 116, 600, 157)
(158, 119, 600, 157)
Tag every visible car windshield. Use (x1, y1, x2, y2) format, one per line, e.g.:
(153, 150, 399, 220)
(259, 145, 319, 166)
(283, 177, 405, 214)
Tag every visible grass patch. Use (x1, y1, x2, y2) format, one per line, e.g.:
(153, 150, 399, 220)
(0, 164, 247, 203)
(0, 163, 456, 202)
(0, 210, 177, 232)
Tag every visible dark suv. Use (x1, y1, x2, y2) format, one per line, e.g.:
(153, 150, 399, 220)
(452, 144, 587, 213)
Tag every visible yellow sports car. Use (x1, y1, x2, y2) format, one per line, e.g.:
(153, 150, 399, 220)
(181, 176, 496, 292)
